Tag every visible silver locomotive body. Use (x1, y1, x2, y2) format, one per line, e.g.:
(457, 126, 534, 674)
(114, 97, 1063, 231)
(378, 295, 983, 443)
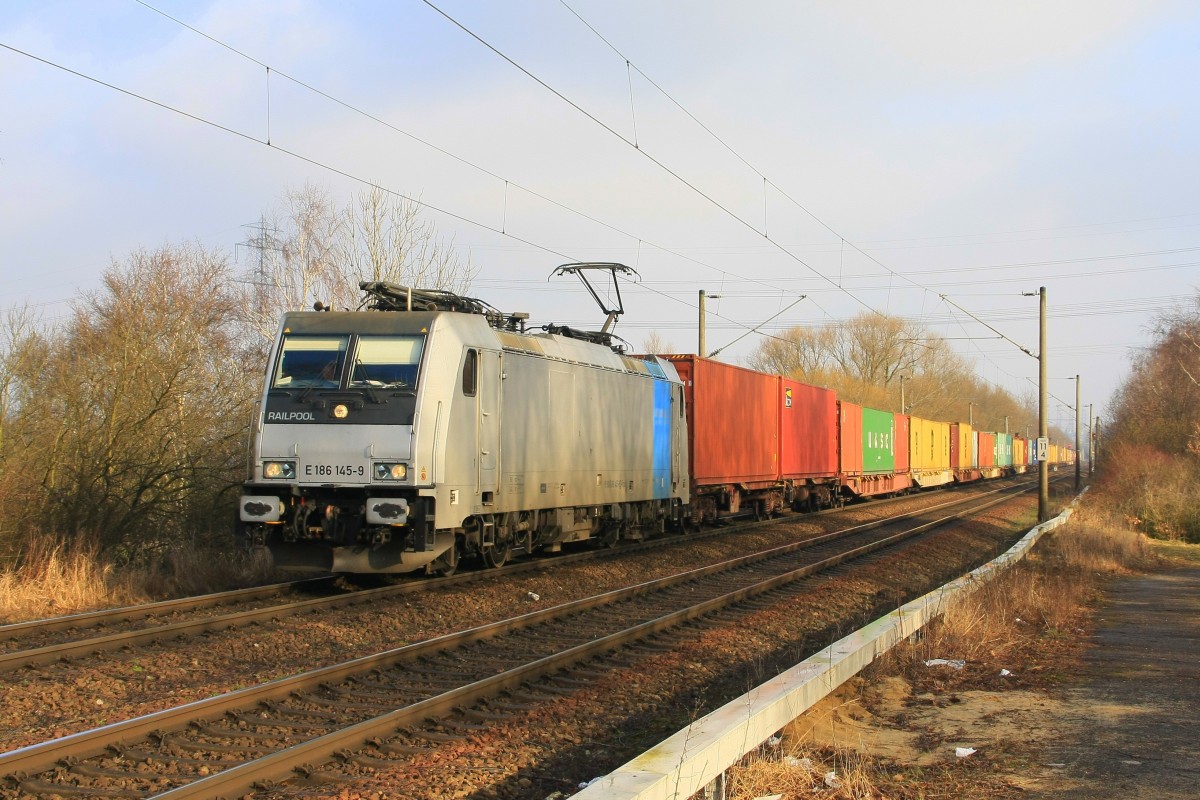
(239, 294, 689, 574)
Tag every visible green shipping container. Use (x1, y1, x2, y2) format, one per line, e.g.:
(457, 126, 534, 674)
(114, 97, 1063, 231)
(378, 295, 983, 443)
(862, 407, 896, 474)
(996, 433, 1013, 467)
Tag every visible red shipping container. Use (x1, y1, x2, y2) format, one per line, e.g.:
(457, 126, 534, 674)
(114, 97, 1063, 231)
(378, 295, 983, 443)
(978, 431, 996, 467)
(950, 423, 962, 469)
(838, 401, 864, 476)
(779, 379, 839, 480)
(666, 356, 780, 489)
(894, 413, 910, 473)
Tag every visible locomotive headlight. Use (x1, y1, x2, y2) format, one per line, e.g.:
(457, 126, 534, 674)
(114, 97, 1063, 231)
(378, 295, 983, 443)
(374, 462, 407, 481)
(263, 460, 296, 480)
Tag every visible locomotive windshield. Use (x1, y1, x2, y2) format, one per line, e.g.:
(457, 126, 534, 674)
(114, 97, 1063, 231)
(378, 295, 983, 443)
(271, 334, 425, 390)
(273, 336, 348, 388)
(348, 336, 424, 389)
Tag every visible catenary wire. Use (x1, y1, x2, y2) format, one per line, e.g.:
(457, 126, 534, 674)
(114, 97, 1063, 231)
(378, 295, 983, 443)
(552, 2, 953, 302)
(550, 1, 1168, 375)
(420, 0, 882, 316)
(127, 0, 824, 345)
(0, 40, 825, 351)
(143, 0, 1172, 371)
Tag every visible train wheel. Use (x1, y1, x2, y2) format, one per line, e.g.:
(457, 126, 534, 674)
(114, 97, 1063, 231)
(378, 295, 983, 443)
(483, 539, 511, 569)
(604, 525, 621, 548)
(429, 539, 459, 577)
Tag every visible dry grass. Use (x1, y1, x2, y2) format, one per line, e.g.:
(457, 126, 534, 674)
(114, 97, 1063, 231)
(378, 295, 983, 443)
(0, 535, 146, 623)
(726, 738, 1026, 800)
(897, 508, 1152, 680)
(727, 745, 892, 799)
(1151, 537, 1200, 567)
(0, 533, 280, 624)
(725, 502, 1155, 799)
(139, 542, 278, 598)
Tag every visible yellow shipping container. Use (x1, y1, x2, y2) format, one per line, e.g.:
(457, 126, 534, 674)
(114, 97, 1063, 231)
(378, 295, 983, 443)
(956, 422, 974, 469)
(1047, 443, 1075, 465)
(910, 416, 952, 472)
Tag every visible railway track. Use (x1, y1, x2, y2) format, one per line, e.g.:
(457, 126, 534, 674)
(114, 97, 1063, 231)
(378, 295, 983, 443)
(0, 577, 341, 665)
(0, 479, 1030, 674)
(1, 479, 1045, 799)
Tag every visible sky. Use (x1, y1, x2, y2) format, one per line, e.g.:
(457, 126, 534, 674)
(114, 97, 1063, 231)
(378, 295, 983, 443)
(3, 0, 1199, 435)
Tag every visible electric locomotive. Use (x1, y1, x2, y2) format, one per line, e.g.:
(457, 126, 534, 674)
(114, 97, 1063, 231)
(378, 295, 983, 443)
(238, 276, 690, 575)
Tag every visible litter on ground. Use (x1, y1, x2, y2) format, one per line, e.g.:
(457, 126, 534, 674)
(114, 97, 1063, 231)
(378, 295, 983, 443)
(924, 658, 966, 669)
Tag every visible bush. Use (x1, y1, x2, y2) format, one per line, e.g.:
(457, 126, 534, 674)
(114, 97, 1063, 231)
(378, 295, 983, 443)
(0, 533, 144, 623)
(1096, 443, 1200, 543)
(0, 531, 281, 624)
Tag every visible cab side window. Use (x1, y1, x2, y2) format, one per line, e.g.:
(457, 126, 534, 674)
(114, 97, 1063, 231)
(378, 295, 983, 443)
(462, 349, 478, 396)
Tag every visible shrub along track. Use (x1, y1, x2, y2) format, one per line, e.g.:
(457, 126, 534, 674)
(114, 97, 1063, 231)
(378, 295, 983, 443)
(0, 480, 1066, 799)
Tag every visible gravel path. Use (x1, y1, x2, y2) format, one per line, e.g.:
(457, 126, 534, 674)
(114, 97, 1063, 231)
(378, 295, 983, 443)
(1029, 565, 1200, 799)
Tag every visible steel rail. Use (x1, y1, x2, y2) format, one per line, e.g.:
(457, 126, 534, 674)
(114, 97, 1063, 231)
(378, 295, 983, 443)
(152, 485, 1030, 799)
(1, 481, 1034, 791)
(0, 478, 1029, 672)
(0, 577, 334, 639)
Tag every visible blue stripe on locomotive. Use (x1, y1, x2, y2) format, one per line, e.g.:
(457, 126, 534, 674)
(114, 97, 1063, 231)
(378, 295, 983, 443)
(653, 379, 672, 499)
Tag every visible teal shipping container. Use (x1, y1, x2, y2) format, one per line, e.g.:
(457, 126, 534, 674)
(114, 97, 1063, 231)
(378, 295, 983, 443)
(996, 433, 1014, 467)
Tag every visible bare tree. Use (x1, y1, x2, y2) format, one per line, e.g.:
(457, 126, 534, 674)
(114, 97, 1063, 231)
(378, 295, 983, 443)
(337, 186, 476, 294)
(744, 311, 1037, 431)
(0, 304, 42, 460)
(238, 185, 476, 349)
(640, 331, 675, 355)
(1109, 292, 1200, 457)
(749, 313, 934, 403)
(1100, 291, 1200, 540)
(238, 185, 345, 344)
(1, 183, 475, 560)
(825, 313, 924, 386)
(0, 305, 52, 559)
(4, 244, 254, 555)
(895, 335, 976, 420)
(1154, 295, 1200, 389)
(746, 325, 830, 376)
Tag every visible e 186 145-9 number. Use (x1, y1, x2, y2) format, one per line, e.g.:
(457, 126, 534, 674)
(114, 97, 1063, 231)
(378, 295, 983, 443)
(304, 464, 365, 478)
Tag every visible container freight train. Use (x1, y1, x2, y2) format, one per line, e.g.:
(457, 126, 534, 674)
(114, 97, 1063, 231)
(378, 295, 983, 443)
(238, 281, 1074, 575)
(664, 357, 1073, 524)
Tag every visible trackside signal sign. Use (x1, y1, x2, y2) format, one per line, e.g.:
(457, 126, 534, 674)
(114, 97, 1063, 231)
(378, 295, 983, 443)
(1036, 437, 1049, 461)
